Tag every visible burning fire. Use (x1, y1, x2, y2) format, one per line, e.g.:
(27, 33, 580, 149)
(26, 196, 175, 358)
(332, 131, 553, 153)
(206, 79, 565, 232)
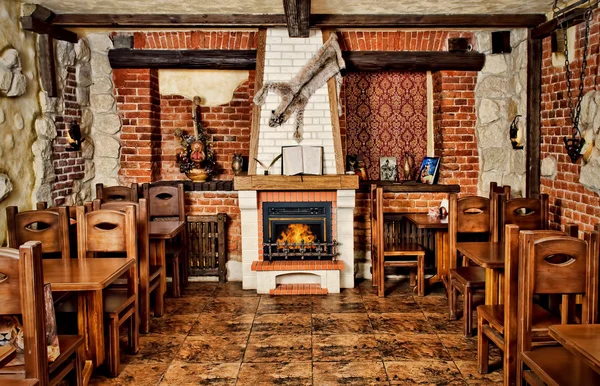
(277, 224, 316, 248)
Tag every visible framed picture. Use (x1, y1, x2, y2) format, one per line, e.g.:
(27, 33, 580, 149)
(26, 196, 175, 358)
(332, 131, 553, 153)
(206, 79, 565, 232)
(379, 157, 397, 181)
(417, 157, 440, 185)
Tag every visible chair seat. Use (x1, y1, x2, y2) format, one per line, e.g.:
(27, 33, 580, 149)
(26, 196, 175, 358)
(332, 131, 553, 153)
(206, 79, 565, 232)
(449, 266, 486, 288)
(522, 346, 600, 386)
(0, 379, 39, 386)
(103, 290, 136, 317)
(477, 303, 559, 337)
(383, 243, 426, 257)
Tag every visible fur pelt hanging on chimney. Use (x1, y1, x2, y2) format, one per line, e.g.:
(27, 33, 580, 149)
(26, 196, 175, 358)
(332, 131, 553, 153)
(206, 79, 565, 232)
(253, 34, 346, 143)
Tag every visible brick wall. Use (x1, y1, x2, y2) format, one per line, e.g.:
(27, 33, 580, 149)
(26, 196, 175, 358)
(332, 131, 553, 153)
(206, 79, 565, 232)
(52, 66, 84, 205)
(540, 11, 600, 232)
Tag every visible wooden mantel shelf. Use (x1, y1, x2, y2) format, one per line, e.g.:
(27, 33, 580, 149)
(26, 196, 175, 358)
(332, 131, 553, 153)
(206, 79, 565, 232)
(234, 174, 359, 191)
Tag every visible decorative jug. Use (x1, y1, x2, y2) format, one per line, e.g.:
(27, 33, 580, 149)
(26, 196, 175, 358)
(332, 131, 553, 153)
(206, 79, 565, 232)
(232, 153, 244, 175)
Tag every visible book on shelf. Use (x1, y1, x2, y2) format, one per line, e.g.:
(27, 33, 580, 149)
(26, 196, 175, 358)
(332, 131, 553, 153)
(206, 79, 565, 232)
(281, 146, 324, 176)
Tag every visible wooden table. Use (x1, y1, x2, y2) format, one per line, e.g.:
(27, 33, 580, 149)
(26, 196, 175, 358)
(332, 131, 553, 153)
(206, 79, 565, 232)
(404, 213, 449, 288)
(0, 345, 15, 368)
(456, 241, 504, 305)
(149, 221, 185, 300)
(43, 258, 136, 369)
(549, 324, 600, 374)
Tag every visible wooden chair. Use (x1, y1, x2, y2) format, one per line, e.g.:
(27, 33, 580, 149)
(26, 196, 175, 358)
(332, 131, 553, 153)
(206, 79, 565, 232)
(477, 225, 568, 386)
(518, 230, 600, 385)
(76, 206, 139, 377)
(0, 241, 83, 386)
(95, 183, 139, 204)
(498, 194, 548, 239)
(142, 183, 189, 296)
(371, 185, 426, 297)
(6, 206, 71, 260)
(447, 193, 494, 336)
(93, 198, 165, 333)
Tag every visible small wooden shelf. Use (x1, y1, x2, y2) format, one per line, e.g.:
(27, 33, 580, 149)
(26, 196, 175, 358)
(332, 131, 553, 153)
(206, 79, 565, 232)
(234, 174, 359, 191)
(358, 180, 460, 193)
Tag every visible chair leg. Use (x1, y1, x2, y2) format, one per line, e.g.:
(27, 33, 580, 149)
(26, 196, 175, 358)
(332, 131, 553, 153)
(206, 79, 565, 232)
(449, 280, 457, 320)
(171, 254, 181, 298)
(74, 344, 83, 386)
(107, 317, 119, 377)
(378, 259, 385, 297)
(464, 288, 473, 337)
(128, 309, 139, 354)
(417, 256, 425, 297)
(477, 314, 489, 374)
(409, 269, 416, 287)
(155, 276, 165, 317)
(372, 252, 378, 287)
(139, 283, 150, 334)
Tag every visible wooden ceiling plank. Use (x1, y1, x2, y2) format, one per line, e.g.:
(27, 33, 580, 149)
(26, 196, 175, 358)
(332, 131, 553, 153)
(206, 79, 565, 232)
(107, 49, 257, 70)
(21, 16, 78, 43)
(283, 0, 311, 37)
(49, 13, 544, 29)
(343, 51, 485, 72)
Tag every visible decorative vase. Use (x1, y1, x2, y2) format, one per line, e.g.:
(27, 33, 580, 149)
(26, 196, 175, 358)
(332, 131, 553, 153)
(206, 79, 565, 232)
(232, 153, 243, 175)
(402, 153, 414, 180)
(186, 168, 209, 182)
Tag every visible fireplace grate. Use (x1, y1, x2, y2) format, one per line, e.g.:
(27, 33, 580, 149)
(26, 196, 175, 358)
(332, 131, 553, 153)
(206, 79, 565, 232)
(263, 240, 340, 261)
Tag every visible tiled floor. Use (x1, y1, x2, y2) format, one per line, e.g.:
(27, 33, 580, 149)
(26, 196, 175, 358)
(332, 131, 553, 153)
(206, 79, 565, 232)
(89, 279, 503, 385)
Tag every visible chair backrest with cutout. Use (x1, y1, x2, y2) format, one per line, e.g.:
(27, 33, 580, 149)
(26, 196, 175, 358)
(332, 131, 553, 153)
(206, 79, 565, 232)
(95, 183, 139, 204)
(6, 207, 70, 260)
(142, 183, 185, 221)
(76, 205, 137, 259)
(501, 194, 548, 232)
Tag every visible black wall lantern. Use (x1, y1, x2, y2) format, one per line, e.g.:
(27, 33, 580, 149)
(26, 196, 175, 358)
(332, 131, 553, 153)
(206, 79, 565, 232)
(66, 121, 85, 151)
(509, 115, 523, 149)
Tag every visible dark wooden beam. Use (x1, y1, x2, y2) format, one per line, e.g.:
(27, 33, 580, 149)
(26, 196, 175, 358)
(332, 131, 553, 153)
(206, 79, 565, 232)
(49, 13, 545, 29)
(21, 9, 77, 43)
(526, 31, 542, 198)
(38, 35, 57, 97)
(108, 49, 256, 70)
(531, 7, 587, 39)
(342, 51, 485, 72)
(283, 0, 311, 37)
(312, 14, 546, 28)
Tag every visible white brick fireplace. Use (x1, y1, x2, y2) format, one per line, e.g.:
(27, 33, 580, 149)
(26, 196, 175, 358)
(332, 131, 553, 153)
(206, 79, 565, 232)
(236, 28, 356, 294)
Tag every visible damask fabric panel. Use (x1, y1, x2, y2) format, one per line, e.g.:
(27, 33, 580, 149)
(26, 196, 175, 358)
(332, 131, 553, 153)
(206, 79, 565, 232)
(345, 72, 428, 181)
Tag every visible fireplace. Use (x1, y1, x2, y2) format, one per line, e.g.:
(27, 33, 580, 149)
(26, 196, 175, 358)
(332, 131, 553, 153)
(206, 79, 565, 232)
(262, 202, 338, 261)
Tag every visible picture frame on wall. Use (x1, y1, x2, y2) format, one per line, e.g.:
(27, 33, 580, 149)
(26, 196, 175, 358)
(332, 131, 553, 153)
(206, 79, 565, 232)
(379, 157, 397, 181)
(417, 156, 440, 185)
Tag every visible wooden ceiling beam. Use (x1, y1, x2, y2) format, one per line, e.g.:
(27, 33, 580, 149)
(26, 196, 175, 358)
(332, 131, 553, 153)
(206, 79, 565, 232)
(343, 51, 486, 72)
(108, 49, 256, 70)
(283, 0, 311, 37)
(49, 13, 545, 29)
(531, 7, 587, 39)
(20, 4, 78, 43)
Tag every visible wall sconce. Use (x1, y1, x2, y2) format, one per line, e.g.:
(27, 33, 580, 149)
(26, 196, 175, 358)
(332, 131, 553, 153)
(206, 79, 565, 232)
(563, 128, 585, 163)
(509, 115, 523, 149)
(66, 121, 85, 151)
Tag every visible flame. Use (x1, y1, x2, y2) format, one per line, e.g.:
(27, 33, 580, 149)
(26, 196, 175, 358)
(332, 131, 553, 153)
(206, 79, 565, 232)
(276, 224, 316, 248)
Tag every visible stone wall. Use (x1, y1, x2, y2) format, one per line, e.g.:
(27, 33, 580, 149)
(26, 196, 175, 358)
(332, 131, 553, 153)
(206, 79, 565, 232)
(0, 0, 40, 245)
(540, 9, 600, 231)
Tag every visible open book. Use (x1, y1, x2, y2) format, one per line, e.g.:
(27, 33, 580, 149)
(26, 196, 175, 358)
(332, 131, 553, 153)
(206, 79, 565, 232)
(282, 146, 324, 176)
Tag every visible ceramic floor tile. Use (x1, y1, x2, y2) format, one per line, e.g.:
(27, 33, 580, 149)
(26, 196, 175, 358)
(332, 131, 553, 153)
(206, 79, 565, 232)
(375, 333, 451, 361)
(251, 313, 311, 335)
(88, 364, 167, 386)
(385, 360, 466, 385)
(244, 333, 312, 363)
(312, 313, 374, 335)
(160, 360, 241, 385)
(236, 362, 312, 386)
(213, 282, 260, 297)
(181, 282, 217, 296)
(189, 313, 254, 336)
(438, 333, 502, 362)
(369, 313, 433, 334)
(202, 297, 259, 314)
(313, 360, 389, 385)
(415, 295, 451, 314)
(312, 334, 381, 362)
(312, 295, 367, 313)
(256, 296, 312, 314)
(176, 334, 249, 363)
(364, 295, 421, 313)
(148, 314, 199, 335)
(164, 296, 210, 315)
(362, 280, 415, 298)
(423, 311, 467, 334)
(454, 360, 504, 385)
(122, 334, 185, 364)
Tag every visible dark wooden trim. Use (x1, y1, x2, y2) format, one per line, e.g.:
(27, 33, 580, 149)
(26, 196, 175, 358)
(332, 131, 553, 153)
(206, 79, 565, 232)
(526, 32, 542, 199)
(150, 180, 235, 191)
(343, 51, 486, 72)
(21, 16, 78, 43)
(51, 14, 286, 28)
(531, 7, 587, 39)
(311, 14, 546, 28)
(248, 29, 267, 175)
(359, 181, 460, 193)
(107, 49, 256, 70)
(49, 13, 545, 29)
(38, 35, 57, 97)
(283, 0, 311, 37)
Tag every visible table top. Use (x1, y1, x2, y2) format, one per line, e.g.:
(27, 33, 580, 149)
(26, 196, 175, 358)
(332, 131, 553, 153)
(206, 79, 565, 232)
(149, 220, 185, 239)
(404, 213, 448, 229)
(0, 345, 15, 368)
(43, 258, 135, 291)
(549, 324, 600, 372)
(457, 241, 504, 269)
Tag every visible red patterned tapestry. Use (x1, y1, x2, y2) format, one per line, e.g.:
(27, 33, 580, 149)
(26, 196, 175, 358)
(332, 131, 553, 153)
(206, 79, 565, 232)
(345, 72, 428, 180)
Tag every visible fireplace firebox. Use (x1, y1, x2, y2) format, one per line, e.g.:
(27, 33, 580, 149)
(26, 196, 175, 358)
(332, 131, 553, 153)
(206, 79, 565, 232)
(262, 202, 338, 261)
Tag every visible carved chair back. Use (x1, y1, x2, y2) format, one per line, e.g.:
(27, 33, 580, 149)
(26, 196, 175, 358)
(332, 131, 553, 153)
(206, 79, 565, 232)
(95, 183, 139, 204)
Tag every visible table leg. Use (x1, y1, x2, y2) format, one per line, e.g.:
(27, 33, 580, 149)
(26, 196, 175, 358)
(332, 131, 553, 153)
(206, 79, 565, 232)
(85, 290, 105, 366)
(485, 268, 500, 305)
(150, 239, 167, 298)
